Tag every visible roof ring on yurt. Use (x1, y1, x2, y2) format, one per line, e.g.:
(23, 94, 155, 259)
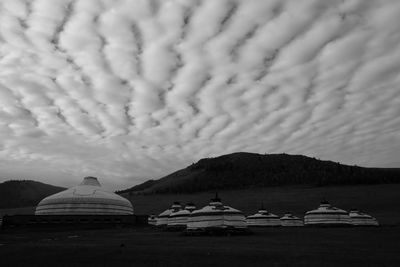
(80, 176, 101, 186)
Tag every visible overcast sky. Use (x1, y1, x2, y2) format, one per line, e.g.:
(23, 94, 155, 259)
(0, 0, 399, 190)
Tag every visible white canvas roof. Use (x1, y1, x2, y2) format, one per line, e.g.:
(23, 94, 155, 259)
(187, 194, 247, 230)
(280, 212, 304, 226)
(349, 209, 379, 226)
(304, 201, 351, 226)
(35, 177, 133, 215)
(246, 207, 280, 227)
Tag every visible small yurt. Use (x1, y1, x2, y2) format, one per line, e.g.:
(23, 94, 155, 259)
(304, 200, 352, 226)
(167, 203, 196, 230)
(280, 212, 304, 227)
(156, 202, 181, 227)
(186, 194, 247, 233)
(148, 214, 157, 226)
(246, 205, 281, 227)
(349, 209, 379, 226)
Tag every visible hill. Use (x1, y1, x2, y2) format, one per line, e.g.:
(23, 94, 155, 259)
(119, 152, 400, 195)
(0, 180, 65, 209)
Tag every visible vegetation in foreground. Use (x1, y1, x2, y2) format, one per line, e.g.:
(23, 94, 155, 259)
(0, 227, 399, 267)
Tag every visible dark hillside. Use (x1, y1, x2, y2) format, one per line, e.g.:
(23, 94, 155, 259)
(119, 152, 400, 194)
(0, 180, 65, 209)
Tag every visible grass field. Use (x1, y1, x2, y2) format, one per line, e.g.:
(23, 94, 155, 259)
(1, 226, 400, 266)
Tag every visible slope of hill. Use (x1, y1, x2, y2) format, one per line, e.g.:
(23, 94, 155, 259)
(0, 180, 65, 209)
(119, 152, 400, 195)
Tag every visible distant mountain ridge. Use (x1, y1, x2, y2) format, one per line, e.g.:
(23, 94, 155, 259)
(118, 152, 400, 195)
(0, 180, 65, 209)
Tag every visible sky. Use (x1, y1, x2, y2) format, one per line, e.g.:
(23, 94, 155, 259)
(0, 0, 400, 190)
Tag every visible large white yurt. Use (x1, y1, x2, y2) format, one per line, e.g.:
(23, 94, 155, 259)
(35, 177, 133, 215)
(246, 205, 281, 227)
(280, 212, 304, 227)
(186, 194, 247, 232)
(167, 202, 196, 230)
(349, 209, 379, 226)
(304, 200, 351, 226)
(156, 202, 181, 227)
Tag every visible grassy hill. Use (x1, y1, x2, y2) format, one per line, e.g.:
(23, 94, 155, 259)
(0, 180, 65, 209)
(118, 152, 400, 195)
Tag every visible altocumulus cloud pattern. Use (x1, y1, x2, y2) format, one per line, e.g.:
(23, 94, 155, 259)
(0, 0, 400, 188)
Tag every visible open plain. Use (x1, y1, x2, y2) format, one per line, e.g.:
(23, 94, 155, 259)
(1, 226, 400, 267)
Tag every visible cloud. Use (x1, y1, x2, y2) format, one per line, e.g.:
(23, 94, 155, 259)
(0, 0, 399, 189)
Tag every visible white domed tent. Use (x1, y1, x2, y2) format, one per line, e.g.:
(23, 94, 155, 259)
(304, 201, 351, 226)
(156, 202, 181, 227)
(280, 212, 304, 227)
(186, 194, 247, 233)
(167, 203, 196, 230)
(35, 177, 133, 215)
(246, 205, 280, 227)
(349, 209, 379, 226)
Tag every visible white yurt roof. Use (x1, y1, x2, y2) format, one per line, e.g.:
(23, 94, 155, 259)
(158, 208, 173, 218)
(305, 201, 348, 215)
(170, 203, 196, 218)
(187, 194, 247, 230)
(349, 209, 379, 226)
(156, 202, 182, 226)
(280, 212, 304, 226)
(35, 177, 133, 215)
(280, 212, 302, 220)
(191, 195, 242, 215)
(167, 203, 197, 228)
(246, 206, 281, 227)
(304, 200, 351, 225)
(247, 207, 280, 219)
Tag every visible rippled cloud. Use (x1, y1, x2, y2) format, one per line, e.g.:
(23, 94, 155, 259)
(0, 0, 399, 189)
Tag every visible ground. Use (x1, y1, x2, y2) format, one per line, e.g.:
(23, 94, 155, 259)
(1, 226, 400, 267)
